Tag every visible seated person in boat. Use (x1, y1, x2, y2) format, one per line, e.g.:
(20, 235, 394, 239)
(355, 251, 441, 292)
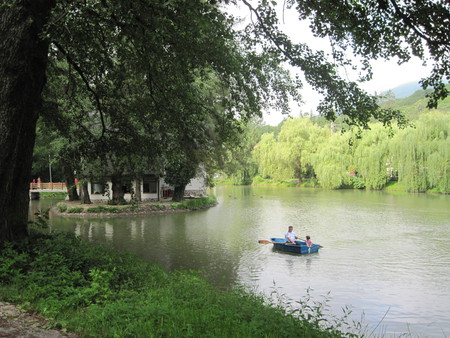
(285, 226, 299, 244)
(305, 235, 313, 247)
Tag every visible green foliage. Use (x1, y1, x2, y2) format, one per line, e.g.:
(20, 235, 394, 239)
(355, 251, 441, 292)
(150, 204, 166, 211)
(67, 207, 84, 214)
(57, 204, 68, 212)
(172, 196, 217, 210)
(246, 112, 450, 193)
(38, 191, 67, 199)
(0, 232, 350, 337)
(312, 132, 353, 189)
(86, 206, 120, 214)
(352, 124, 392, 190)
(379, 85, 450, 121)
(391, 113, 450, 192)
(350, 176, 366, 189)
(29, 209, 50, 230)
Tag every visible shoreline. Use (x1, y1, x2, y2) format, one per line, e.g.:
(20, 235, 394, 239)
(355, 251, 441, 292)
(215, 181, 450, 195)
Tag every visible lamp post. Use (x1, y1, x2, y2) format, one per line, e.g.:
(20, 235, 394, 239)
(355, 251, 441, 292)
(48, 154, 52, 183)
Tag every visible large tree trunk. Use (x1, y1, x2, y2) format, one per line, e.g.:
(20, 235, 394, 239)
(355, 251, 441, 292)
(62, 163, 79, 201)
(80, 182, 92, 204)
(135, 178, 142, 202)
(172, 185, 186, 202)
(0, 1, 55, 243)
(111, 175, 125, 204)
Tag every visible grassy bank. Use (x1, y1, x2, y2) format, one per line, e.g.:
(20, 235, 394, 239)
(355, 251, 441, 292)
(0, 231, 349, 337)
(56, 195, 218, 215)
(38, 191, 68, 199)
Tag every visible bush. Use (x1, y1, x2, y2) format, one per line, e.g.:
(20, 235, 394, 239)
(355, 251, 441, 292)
(86, 206, 120, 213)
(252, 175, 268, 184)
(172, 196, 217, 210)
(57, 204, 68, 212)
(151, 203, 166, 210)
(350, 176, 366, 189)
(67, 207, 84, 213)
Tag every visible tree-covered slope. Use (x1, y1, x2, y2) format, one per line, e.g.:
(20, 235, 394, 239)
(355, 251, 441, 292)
(380, 85, 450, 120)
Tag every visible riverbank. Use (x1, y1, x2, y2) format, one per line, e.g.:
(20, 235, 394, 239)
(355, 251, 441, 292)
(52, 195, 218, 218)
(0, 231, 348, 337)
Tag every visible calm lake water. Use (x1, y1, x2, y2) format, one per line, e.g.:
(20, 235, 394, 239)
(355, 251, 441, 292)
(31, 186, 450, 336)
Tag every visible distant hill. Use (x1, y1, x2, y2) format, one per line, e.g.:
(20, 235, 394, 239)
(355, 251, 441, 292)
(385, 82, 422, 98)
(379, 84, 450, 120)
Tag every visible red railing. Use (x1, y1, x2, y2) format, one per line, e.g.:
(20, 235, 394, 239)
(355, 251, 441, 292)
(30, 182, 66, 190)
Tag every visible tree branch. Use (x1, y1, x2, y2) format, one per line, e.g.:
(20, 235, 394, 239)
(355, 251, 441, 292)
(52, 40, 107, 138)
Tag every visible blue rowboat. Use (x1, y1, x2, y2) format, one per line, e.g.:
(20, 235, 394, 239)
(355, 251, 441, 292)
(270, 237, 320, 254)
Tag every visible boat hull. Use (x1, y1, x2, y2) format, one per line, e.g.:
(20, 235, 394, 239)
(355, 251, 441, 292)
(270, 238, 320, 254)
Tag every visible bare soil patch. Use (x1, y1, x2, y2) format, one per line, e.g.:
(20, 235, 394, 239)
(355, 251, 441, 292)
(0, 301, 78, 337)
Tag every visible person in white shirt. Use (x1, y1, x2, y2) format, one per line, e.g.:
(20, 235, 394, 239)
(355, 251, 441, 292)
(285, 226, 299, 244)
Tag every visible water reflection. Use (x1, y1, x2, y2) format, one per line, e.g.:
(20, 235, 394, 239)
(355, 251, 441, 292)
(33, 186, 450, 336)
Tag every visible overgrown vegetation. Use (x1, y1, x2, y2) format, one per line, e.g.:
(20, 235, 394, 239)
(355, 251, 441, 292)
(0, 231, 352, 337)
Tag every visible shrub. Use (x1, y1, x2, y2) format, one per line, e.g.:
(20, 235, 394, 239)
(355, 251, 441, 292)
(172, 196, 217, 210)
(351, 176, 366, 189)
(57, 204, 68, 212)
(86, 206, 120, 213)
(67, 207, 84, 213)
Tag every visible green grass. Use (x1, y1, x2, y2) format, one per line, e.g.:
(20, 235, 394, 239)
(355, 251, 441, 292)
(57, 204, 68, 212)
(39, 191, 67, 199)
(86, 206, 120, 213)
(67, 207, 84, 213)
(0, 231, 351, 337)
(383, 181, 407, 191)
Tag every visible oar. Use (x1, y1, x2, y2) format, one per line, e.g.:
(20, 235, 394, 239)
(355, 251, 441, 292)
(258, 239, 297, 244)
(258, 239, 275, 244)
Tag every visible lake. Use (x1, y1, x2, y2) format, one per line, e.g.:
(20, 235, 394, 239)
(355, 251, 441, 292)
(31, 186, 450, 336)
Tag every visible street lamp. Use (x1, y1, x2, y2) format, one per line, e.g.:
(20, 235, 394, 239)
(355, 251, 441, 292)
(48, 154, 52, 183)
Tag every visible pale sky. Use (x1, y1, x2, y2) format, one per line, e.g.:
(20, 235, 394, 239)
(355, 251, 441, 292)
(225, 2, 433, 126)
(263, 58, 432, 126)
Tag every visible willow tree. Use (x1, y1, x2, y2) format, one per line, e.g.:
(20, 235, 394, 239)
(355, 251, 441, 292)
(252, 133, 280, 180)
(276, 118, 327, 181)
(311, 132, 356, 189)
(424, 113, 450, 192)
(391, 113, 450, 192)
(352, 124, 397, 189)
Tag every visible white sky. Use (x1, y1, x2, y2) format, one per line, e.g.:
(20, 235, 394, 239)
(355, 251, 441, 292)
(263, 59, 432, 126)
(225, 2, 433, 126)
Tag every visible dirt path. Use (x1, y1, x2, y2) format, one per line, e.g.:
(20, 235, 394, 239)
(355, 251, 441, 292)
(0, 302, 78, 338)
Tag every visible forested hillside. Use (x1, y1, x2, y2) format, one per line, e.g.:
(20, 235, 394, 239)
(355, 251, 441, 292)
(380, 84, 450, 120)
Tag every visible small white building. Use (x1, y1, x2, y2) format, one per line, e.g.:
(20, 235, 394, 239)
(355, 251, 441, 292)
(87, 170, 207, 203)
